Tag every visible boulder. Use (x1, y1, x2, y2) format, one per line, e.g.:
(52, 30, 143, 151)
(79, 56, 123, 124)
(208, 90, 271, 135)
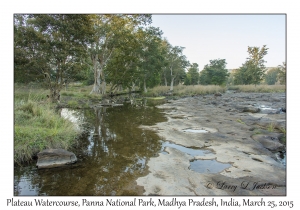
(36, 149, 77, 169)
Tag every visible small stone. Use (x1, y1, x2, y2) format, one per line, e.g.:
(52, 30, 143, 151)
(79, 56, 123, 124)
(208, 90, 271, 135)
(214, 92, 222, 97)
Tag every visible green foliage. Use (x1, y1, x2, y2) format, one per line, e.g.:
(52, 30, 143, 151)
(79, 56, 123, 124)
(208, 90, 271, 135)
(199, 59, 229, 85)
(89, 15, 152, 94)
(163, 42, 189, 90)
(265, 68, 281, 85)
(233, 45, 268, 85)
(14, 14, 95, 100)
(185, 63, 199, 85)
(67, 100, 79, 108)
(277, 62, 286, 85)
(14, 98, 79, 164)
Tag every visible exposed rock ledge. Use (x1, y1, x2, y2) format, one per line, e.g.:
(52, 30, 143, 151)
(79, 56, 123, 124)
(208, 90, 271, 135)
(136, 92, 286, 195)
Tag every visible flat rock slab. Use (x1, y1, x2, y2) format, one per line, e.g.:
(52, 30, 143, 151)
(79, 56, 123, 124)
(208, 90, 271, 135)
(37, 149, 77, 169)
(252, 134, 284, 152)
(137, 92, 286, 195)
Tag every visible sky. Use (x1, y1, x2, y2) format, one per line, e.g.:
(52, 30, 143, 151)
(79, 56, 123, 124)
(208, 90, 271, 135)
(151, 14, 286, 70)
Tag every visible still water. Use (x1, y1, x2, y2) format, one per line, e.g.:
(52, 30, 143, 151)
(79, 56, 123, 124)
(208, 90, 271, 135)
(14, 102, 167, 196)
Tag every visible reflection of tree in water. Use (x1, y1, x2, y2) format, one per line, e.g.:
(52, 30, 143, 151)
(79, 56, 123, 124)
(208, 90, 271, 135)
(15, 103, 167, 195)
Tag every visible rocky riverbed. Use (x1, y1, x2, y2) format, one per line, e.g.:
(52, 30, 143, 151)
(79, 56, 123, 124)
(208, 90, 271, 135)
(136, 91, 286, 195)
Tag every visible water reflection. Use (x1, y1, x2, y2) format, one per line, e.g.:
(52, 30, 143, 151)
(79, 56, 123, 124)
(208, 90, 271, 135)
(14, 103, 167, 196)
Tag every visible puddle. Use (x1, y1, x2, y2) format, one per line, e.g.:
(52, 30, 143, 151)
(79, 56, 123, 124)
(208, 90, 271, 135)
(160, 141, 211, 156)
(183, 129, 209, 133)
(189, 159, 231, 173)
(259, 105, 276, 110)
(160, 141, 231, 174)
(257, 105, 283, 114)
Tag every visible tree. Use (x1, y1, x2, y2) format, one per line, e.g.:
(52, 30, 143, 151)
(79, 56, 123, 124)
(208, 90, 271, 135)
(265, 68, 281, 85)
(199, 59, 229, 85)
(88, 15, 152, 95)
(136, 27, 165, 93)
(159, 39, 171, 86)
(185, 63, 199, 85)
(165, 43, 189, 90)
(233, 45, 268, 85)
(14, 15, 95, 102)
(104, 26, 141, 92)
(277, 62, 286, 85)
(14, 14, 49, 83)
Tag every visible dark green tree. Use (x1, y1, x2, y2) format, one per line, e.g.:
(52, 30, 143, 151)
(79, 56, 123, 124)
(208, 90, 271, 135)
(88, 15, 152, 94)
(135, 27, 165, 93)
(14, 14, 95, 101)
(199, 59, 229, 85)
(14, 14, 48, 83)
(277, 62, 286, 85)
(265, 68, 281, 85)
(185, 63, 199, 85)
(233, 45, 268, 85)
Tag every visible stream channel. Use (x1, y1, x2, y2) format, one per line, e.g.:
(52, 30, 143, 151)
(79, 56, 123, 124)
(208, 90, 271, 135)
(14, 96, 286, 195)
(15, 98, 227, 196)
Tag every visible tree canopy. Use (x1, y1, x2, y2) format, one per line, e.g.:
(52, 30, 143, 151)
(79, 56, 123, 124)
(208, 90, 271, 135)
(185, 63, 199, 85)
(233, 45, 268, 85)
(199, 59, 229, 85)
(14, 15, 284, 102)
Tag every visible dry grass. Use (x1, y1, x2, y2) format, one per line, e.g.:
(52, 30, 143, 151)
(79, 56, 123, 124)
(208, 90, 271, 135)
(174, 85, 226, 96)
(228, 85, 286, 93)
(145, 85, 226, 97)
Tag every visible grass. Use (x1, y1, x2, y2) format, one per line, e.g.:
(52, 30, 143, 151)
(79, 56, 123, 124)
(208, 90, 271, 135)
(67, 100, 79, 108)
(144, 85, 226, 97)
(236, 119, 245, 124)
(14, 95, 80, 165)
(228, 85, 286, 93)
(267, 123, 276, 132)
(145, 96, 166, 100)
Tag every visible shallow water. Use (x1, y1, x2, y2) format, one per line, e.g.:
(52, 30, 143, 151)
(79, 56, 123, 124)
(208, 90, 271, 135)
(160, 141, 210, 156)
(183, 129, 209, 133)
(189, 159, 231, 173)
(14, 103, 167, 196)
(276, 151, 286, 166)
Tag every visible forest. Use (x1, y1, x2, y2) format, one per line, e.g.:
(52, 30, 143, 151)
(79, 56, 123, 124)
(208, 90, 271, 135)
(14, 14, 286, 102)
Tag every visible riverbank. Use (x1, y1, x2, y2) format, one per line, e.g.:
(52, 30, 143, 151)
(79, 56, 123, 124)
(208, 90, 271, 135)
(14, 98, 81, 165)
(13, 83, 285, 165)
(136, 91, 286, 195)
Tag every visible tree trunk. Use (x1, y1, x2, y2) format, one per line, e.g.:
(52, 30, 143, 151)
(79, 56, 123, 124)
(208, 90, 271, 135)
(91, 69, 101, 94)
(144, 78, 147, 93)
(131, 82, 136, 92)
(164, 76, 168, 86)
(48, 88, 61, 103)
(100, 80, 106, 94)
(170, 77, 175, 91)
